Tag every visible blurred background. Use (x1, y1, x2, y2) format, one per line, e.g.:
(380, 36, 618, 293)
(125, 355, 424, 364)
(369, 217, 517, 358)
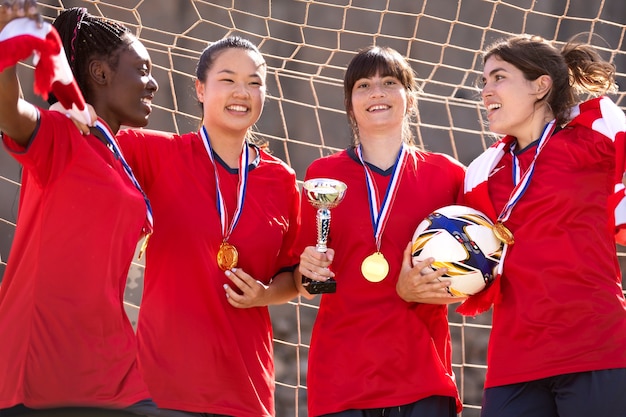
(1, 1, 625, 416)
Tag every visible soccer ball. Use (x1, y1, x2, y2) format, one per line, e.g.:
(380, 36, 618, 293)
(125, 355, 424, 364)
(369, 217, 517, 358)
(411, 205, 503, 296)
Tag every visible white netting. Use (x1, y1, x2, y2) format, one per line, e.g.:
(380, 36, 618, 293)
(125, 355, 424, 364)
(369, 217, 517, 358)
(1, 1, 626, 416)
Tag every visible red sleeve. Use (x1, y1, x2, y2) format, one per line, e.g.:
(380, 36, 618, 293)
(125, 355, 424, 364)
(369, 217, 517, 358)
(612, 128, 626, 245)
(274, 168, 301, 272)
(3, 109, 81, 188)
(579, 98, 626, 244)
(294, 158, 332, 257)
(116, 128, 179, 191)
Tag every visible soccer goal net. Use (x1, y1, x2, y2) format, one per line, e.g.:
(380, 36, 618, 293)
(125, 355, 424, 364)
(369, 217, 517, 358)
(1, 1, 625, 416)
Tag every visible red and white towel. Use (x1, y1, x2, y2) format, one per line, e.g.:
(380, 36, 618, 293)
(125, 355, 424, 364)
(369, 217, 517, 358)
(0, 17, 91, 125)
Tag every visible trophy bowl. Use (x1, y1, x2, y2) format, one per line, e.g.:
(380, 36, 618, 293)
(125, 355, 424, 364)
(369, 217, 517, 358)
(303, 178, 347, 210)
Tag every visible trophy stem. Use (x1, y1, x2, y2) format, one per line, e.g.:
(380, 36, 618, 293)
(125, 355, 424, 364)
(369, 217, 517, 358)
(316, 208, 331, 253)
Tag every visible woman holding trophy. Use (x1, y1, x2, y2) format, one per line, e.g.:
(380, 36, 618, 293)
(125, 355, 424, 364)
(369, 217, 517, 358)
(294, 45, 466, 417)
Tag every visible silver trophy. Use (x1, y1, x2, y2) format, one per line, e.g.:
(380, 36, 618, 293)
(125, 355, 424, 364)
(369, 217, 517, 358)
(302, 178, 347, 294)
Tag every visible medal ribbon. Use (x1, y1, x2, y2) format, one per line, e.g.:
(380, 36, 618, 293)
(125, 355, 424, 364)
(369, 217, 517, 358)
(497, 120, 556, 224)
(199, 126, 249, 241)
(94, 120, 153, 231)
(356, 143, 407, 251)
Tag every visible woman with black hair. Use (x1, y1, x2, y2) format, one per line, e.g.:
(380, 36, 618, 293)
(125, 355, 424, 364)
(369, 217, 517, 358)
(116, 36, 300, 417)
(0, 2, 158, 416)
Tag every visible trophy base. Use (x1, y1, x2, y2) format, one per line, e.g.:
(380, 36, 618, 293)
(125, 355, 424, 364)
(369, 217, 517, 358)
(302, 277, 336, 294)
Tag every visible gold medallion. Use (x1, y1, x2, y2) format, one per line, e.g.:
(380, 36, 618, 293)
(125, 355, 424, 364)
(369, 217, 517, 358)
(361, 252, 389, 282)
(217, 241, 239, 271)
(493, 222, 514, 245)
(137, 232, 152, 260)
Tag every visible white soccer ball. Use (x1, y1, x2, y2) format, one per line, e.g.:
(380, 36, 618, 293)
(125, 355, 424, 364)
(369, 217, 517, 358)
(411, 205, 503, 296)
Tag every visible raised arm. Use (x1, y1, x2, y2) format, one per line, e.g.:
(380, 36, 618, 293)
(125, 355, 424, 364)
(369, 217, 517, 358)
(0, 1, 42, 146)
(0, 66, 38, 147)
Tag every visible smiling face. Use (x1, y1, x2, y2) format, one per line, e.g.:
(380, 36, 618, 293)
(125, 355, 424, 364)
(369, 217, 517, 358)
(195, 47, 267, 140)
(350, 72, 409, 140)
(97, 35, 158, 132)
(343, 46, 417, 145)
(481, 55, 553, 146)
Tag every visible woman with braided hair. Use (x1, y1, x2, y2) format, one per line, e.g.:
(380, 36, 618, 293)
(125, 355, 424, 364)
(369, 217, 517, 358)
(0, 2, 158, 416)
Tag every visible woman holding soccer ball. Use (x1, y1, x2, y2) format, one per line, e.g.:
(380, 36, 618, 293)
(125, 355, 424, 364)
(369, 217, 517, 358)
(461, 34, 626, 417)
(294, 45, 466, 417)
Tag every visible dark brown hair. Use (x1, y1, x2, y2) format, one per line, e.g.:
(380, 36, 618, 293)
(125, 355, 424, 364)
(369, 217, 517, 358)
(483, 34, 616, 125)
(344, 45, 418, 145)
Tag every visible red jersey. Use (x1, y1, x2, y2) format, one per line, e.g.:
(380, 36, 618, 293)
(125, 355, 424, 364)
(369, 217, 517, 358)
(294, 148, 465, 416)
(463, 97, 626, 388)
(117, 129, 300, 417)
(0, 110, 150, 408)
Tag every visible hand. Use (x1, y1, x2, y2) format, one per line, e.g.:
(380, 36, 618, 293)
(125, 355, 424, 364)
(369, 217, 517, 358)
(0, 0, 41, 30)
(396, 242, 466, 304)
(223, 268, 269, 308)
(49, 102, 97, 135)
(298, 246, 334, 281)
(295, 246, 335, 298)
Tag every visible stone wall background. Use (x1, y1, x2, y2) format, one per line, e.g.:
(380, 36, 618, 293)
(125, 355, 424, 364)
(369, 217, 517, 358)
(1, 1, 625, 416)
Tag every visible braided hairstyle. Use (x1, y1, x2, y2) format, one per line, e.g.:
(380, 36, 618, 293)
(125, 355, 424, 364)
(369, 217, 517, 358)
(49, 7, 133, 104)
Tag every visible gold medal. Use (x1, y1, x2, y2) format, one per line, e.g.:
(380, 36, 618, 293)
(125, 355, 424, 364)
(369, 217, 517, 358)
(361, 252, 389, 282)
(493, 222, 514, 245)
(217, 241, 238, 271)
(137, 232, 152, 260)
